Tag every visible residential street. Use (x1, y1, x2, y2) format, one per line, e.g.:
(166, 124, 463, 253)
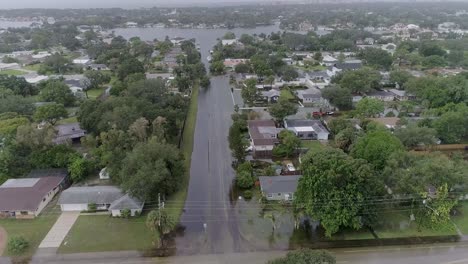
(26, 243, 468, 264)
(175, 75, 243, 255)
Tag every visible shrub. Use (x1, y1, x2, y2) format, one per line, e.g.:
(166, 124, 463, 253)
(121, 208, 131, 218)
(7, 236, 29, 255)
(88, 203, 97, 212)
(243, 190, 253, 200)
(237, 170, 254, 189)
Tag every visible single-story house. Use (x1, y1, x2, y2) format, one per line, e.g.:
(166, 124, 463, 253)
(297, 87, 328, 107)
(87, 64, 109, 71)
(53, 122, 87, 144)
(58, 186, 144, 216)
(0, 62, 20, 71)
(73, 57, 91, 65)
(261, 89, 280, 103)
(389, 89, 415, 101)
(259, 175, 301, 201)
(248, 120, 283, 159)
(146, 73, 174, 80)
(284, 119, 329, 140)
(64, 78, 87, 96)
(170, 37, 185, 45)
(221, 39, 238, 46)
(333, 59, 362, 71)
(0, 169, 68, 219)
(224, 58, 249, 69)
(322, 55, 338, 66)
(366, 90, 396, 102)
(24, 74, 49, 84)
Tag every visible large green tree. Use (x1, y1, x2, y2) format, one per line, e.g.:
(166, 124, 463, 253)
(33, 103, 68, 125)
(295, 147, 383, 237)
(40, 80, 75, 107)
(350, 130, 404, 171)
(394, 125, 437, 148)
(269, 97, 298, 123)
(336, 68, 381, 93)
(119, 137, 185, 201)
(354, 97, 384, 118)
(322, 85, 352, 110)
(358, 48, 393, 70)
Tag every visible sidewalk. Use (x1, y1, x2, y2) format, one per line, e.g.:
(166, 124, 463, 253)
(38, 212, 79, 249)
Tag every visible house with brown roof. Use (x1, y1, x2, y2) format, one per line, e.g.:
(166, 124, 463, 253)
(248, 120, 283, 158)
(0, 169, 68, 219)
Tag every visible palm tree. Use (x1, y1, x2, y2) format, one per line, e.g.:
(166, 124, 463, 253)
(146, 209, 176, 248)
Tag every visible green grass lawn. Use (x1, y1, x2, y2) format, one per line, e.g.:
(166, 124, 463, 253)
(451, 202, 468, 234)
(329, 229, 375, 240)
(0, 203, 60, 257)
(374, 212, 457, 238)
(58, 215, 155, 254)
(280, 89, 295, 100)
(0, 69, 26, 76)
(301, 140, 325, 150)
(165, 84, 199, 222)
(87, 88, 106, 99)
(23, 64, 42, 72)
(57, 116, 78, 125)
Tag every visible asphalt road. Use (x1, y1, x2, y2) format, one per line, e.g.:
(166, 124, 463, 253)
(27, 243, 468, 264)
(175, 75, 243, 255)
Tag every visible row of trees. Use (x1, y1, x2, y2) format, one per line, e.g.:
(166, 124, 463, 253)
(295, 117, 468, 237)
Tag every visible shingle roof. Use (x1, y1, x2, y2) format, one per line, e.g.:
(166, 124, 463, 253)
(0, 175, 65, 211)
(58, 186, 123, 205)
(108, 194, 144, 210)
(248, 120, 282, 146)
(259, 175, 301, 194)
(54, 123, 86, 144)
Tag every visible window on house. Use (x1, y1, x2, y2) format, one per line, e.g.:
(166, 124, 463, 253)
(278, 193, 281, 196)
(43, 198, 46, 202)
(267, 194, 273, 198)
(20, 211, 28, 215)
(307, 133, 314, 137)
(298, 134, 304, 138)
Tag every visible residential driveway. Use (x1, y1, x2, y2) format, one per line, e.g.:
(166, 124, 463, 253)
(39, 212, 79, 249)
(0, 225, 6, 256)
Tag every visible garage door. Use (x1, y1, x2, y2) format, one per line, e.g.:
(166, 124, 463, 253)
(61, 204, 87, 211)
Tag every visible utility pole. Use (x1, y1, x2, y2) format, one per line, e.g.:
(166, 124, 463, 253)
(158, 193, 161, 226)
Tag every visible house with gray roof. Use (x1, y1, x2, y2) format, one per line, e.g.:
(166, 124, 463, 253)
(58, 186, 143, 216)
(0, 169, 68, 219)
(284, 119, 329, 140)
(53, 122, 86, 145)
(259, 175, 301, 201)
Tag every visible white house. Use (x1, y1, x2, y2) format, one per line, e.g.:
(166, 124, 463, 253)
(24, 74, 49, 84)
(221, 39, 238, 46)
(73, 57, 91, 65)
(58, 186, 144, 216)
(284, 119, 329, 140)
(99, 168, 110, 180)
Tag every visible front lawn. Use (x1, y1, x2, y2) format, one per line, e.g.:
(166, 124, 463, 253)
(0, 203, 60, 257)
(452, 202, 468, 234)
(0, 69, 26, 76)
(280, 89, 295, 100)
(57, 116, 78, 125)
(166, 84, 199, 223)
(301, 140, 325, 151)
(23, 64, 42, 72)
(87, 87, 106, 99)
(374, 212, 457, 238)
(58, 215, 155, 253)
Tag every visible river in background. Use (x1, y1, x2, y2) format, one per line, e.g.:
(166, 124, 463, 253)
(112, 23, 281, 67)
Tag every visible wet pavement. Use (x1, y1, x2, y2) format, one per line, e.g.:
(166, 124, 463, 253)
(174, 75, 242, 255)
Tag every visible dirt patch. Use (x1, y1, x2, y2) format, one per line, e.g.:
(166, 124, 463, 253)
(0, 225, 7, 256)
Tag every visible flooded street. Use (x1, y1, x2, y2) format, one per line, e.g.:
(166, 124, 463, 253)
(114, 25, 286, 255)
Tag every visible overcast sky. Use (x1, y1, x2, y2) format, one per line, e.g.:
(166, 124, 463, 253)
(0, 0, 278, 9)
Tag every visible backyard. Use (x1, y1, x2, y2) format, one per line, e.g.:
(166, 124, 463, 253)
(58, 215, 155, 253)
(0, 69, 26, 76)
(0, 203, 60, 257)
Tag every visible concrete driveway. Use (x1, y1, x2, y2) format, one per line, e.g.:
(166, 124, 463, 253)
(39, 212, 80, 249)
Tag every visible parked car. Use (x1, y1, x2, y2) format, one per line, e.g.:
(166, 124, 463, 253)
(286, 163, 296, 172)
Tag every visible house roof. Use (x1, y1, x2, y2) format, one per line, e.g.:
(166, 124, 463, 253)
(259, 175, 301, 194)
(334, 60, 362, 70)
(54, 122, 86, 144)
(285, 119, 329, 134)
(0, 173, 66, 211)
(248, 120, 282, 146)
(367, 90, 395, 97)
(108, 194, 144, 210)
(58, 186, 124, 205)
